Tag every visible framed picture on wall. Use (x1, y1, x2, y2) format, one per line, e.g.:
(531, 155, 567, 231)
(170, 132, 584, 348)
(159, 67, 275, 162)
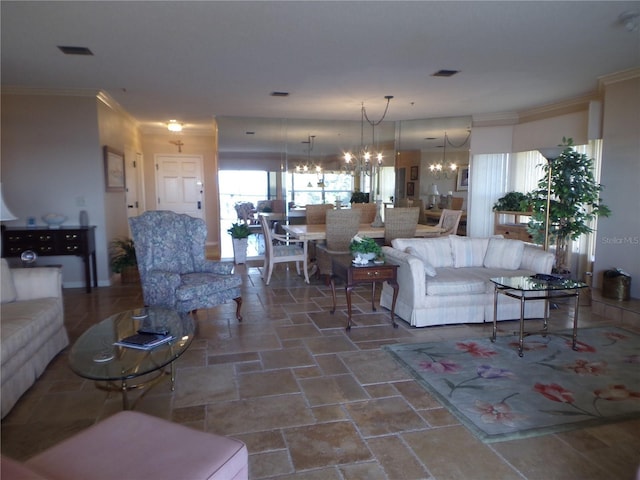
(410, 165, 419, 180)
(406, 182, 415, 197)
(103, 146, 125, 192)
(456, 165, 469, 191)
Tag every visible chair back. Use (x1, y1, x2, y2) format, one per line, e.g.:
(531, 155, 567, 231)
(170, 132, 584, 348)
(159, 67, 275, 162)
(451, 197, 464, 210)
(325, 209, 362, 251)
(350, 203, 377, 224)
(259, 214, 276, 261)
(234, 202, 256, 225)
(129, 211, 207, 299)
(384, 207, 420, 244)
(305, 204, 333, 224)
(437, 209, 463, 235)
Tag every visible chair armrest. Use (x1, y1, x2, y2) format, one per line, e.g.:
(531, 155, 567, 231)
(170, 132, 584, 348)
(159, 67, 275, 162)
(11, 267, 62, 301)
(202, 261, 234, 275)
(272, 233, 305, 245)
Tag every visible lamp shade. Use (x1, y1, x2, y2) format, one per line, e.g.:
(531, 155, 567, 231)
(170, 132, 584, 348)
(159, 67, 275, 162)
(537, 147, 564, 161)
(429, 183, 440, 196)
(0, 183, 17, 221)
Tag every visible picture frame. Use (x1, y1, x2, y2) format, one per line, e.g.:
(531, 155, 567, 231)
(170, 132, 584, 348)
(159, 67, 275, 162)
(103, 146, 125, 192)
(406, 181, 415, 197)
(410, 165, 419, 180)
(456, 165, 469, 191)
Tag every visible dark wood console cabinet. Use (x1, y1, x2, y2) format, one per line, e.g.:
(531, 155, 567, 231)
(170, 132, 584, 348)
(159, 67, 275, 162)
(2, 226, 97, 292)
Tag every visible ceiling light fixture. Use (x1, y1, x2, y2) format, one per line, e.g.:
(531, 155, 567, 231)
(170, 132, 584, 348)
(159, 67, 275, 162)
(167, 120, 183, 132)
(343, 96, 393, 177)
(428, 130, 471, 179)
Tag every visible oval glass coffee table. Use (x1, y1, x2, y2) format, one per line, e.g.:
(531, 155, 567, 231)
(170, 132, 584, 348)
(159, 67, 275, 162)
(69, 307, 195, 409)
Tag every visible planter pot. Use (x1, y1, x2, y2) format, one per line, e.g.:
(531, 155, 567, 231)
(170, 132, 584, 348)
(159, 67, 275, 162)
(120, 265, 140, 284)
(232, 238, 248, 264)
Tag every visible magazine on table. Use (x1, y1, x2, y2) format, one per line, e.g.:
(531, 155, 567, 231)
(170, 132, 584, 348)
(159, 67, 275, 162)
(114, 333, 174, 350)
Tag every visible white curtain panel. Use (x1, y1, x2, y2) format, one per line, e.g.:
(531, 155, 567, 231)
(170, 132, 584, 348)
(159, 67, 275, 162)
(468, 153, 509, 237)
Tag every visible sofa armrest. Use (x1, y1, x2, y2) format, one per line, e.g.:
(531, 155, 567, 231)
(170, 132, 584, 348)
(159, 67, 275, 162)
(11, 267, 62, 301)
(382, 246, 426, 307)
(202, 260, 234, 275)
(520, 245, 554, 273)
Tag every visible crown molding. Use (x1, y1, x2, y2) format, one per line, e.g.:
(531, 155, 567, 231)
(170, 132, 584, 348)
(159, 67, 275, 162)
(517, 92, 597, 124)
(96, 90, 139, 126)
(598, 66, 640, 89)
(472, 112, 519, 127)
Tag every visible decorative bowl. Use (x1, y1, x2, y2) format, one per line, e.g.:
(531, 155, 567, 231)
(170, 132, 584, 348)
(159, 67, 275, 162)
(42, 213, 67, 229)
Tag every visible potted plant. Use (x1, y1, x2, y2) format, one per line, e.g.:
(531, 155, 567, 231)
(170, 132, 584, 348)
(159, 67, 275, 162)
(527, 138, 611, 273)
(349, 234, 383, 264)
(227, 222, 251, 264)
(350, 191, 369, 204)
(492, 191, 531, 212)
(109, 237, 139, 284)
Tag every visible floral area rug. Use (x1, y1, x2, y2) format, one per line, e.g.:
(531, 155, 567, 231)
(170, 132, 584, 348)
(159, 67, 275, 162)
(385, 327, 640, 443)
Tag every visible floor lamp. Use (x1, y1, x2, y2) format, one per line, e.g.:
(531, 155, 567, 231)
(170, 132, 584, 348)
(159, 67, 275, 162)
(537, 147, 564, 251)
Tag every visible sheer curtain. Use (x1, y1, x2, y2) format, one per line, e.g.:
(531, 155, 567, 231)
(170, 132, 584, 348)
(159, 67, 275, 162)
(468, 153, 509, 237)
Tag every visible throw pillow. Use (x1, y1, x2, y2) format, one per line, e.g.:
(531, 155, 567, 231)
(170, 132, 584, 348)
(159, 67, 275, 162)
(405, 247, 437, 277)
(450, 236, 490, 268)
(1, 259, 17, 303)
(483, 238, 525, 270)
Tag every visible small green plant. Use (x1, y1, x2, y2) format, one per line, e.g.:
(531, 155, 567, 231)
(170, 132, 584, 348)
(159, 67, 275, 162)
(349, 235, 382, 257)
(109, 237, 137, 273)
(350, 191, 369, 204)
(493, 191, 530, 212)
(226, 222, 251, 239)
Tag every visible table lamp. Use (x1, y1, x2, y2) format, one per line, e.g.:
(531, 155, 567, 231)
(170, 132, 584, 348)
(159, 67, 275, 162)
(428, 183, 440, 208)
(0, 183, 17, 229)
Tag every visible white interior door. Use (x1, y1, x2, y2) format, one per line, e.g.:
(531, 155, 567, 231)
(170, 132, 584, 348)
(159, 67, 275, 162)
(155, 154, 204, 219)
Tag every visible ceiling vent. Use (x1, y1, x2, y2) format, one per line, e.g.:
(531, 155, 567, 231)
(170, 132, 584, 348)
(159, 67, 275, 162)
(270, 91, 290, 97)
(432, 69, 459, 77)
(58, 46, 94, 56)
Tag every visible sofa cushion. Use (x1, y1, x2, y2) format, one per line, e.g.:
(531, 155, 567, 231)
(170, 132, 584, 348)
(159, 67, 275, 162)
(405, 247, 437, 277)
(393, 236, 453, 268)
(425, 268, 488, 296)
(1, 259, 17, 304)
(483, 238, 524, 270)
(450, 236, 491, 268)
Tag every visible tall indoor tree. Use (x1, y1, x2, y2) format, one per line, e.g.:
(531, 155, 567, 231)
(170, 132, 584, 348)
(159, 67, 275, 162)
(528, 138, 611, 273)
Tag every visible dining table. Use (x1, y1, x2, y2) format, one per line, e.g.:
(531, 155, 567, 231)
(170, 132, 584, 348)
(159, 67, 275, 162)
(282, 223, 444, 241)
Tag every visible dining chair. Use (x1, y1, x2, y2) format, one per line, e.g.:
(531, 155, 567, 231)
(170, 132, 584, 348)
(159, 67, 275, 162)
(437, 209, 463, 236)
(260, 214, 309, 285)
(451, 197, 464, 210)
(315, 209, 362, 281)
(305, 204, 334, 225)
(129, 210, 243, 320)
(350, 202, 377, 224)
(384, 207, 420, 245)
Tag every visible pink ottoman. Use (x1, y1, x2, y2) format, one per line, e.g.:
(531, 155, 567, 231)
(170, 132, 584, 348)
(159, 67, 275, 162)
(4, 411, 247, 480)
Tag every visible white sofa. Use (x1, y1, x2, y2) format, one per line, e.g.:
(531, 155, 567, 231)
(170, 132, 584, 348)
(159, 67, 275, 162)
(1, 259, 68, 418)
(380, 235, 554, 327)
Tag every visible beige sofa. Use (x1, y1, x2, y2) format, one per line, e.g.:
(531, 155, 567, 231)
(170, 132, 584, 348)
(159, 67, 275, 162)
(380, 235, 554, 327)
(1, 259, 68, 418)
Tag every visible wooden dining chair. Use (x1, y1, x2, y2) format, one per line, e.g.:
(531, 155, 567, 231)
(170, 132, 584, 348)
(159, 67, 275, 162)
(259, 215, 309, 285)
(305, 204, 333, 225)
(437, 209, 463, 236)
(384, 207, 420, 245)
(315, 209, 362, 281)
(350, 202, 377, 224)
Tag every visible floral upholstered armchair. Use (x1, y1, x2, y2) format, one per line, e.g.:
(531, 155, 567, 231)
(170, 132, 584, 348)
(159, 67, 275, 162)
(129, 210, 242, 320)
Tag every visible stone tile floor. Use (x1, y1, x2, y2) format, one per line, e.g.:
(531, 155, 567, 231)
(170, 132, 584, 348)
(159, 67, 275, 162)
(2, 261, 639, 479)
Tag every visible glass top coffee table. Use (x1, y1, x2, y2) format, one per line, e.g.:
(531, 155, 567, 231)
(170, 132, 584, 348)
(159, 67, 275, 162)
(490, 275, 587, 357)
(69, 307, 195, 409)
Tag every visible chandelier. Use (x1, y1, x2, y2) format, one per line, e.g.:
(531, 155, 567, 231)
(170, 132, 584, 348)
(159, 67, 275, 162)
(295, 135, 322, 175)
(343, 96, 393, 176)
(428, 130, 470, 179)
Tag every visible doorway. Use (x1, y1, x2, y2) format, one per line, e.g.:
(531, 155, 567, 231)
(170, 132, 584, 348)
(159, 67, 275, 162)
(155, 154, 204, 219)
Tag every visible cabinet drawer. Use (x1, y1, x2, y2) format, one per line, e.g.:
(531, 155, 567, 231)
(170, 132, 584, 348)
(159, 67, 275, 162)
(351, 266, 396, 282)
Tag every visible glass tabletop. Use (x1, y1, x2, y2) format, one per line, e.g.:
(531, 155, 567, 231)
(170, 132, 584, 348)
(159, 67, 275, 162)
(69, 307, 194, 382)
(490, 275, 588, 292)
